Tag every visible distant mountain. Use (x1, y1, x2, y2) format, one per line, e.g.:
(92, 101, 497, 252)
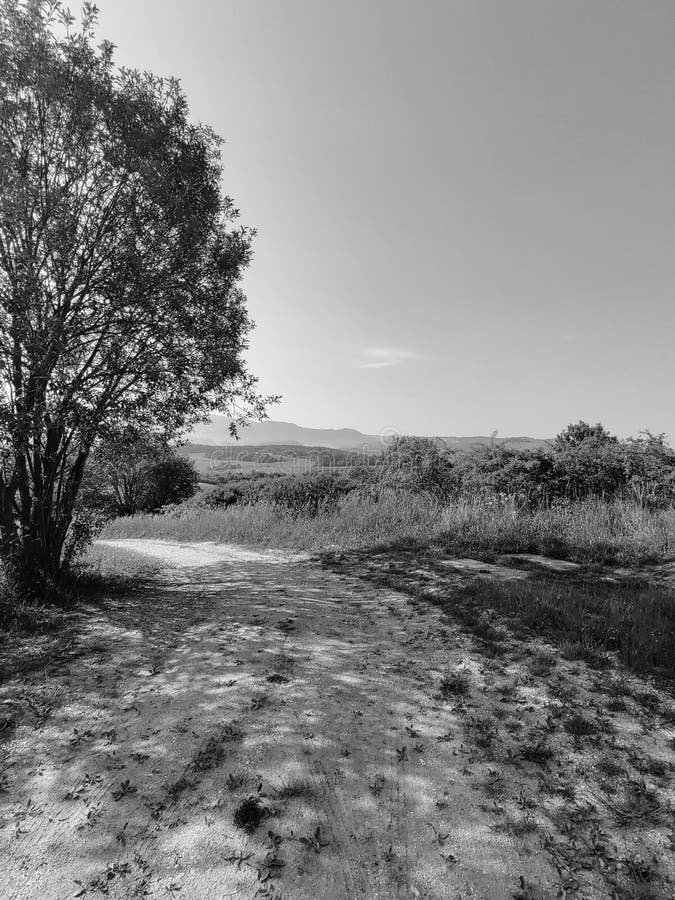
(187, 416, 550, 451)
(187, 416, 382, 449)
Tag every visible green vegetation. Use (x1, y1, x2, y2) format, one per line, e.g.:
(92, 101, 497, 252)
(82, 435, 199, 517)
(101, 422, 675, 684)
(104, 488, 675, 567)
(0, 0, 268, 600)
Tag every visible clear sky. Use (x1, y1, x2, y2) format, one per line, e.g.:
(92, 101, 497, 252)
(97, 1, 675, 439)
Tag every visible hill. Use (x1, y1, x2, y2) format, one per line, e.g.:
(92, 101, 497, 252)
(187, 416, 550, 451)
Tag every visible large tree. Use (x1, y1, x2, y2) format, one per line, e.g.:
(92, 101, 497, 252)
(0, 1, 270, 595)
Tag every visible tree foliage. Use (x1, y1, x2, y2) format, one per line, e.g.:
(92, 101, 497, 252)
(554, 421, 617, 449)
(375, 424, 675, 507)
(0, 1, 270, 594)
(83, 435, 198, 516)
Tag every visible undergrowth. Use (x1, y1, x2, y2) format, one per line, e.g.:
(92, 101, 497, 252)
(101, 492, 675, 567)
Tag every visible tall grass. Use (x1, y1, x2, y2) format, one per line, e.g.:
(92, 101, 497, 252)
(101, 492, 675, 566)
(434, 495, 675, 565)
(101, 492, 445, 550)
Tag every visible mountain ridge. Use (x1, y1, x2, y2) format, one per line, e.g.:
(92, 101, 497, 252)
(187, 415, 550, 450)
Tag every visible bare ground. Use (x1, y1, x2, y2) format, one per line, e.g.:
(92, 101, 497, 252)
(0, 539, 673, 899)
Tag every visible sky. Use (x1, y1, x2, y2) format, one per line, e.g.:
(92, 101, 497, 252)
(97, 0, 675, 439)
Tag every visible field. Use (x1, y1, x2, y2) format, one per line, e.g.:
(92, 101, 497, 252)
(2, 445, 675, 898)
(180, 443, 376, 479)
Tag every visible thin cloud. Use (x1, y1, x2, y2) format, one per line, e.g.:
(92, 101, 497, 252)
(356, 347, 423, 369)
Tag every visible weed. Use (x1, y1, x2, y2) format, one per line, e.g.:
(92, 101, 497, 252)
(528, 649, 558, 676)
(437, 669, 471, 699)
(596, 757, 625, 780)
(112, 779, 137, 801)
(369, 774, 385, 796)
(429, 823, 451, 846)
(226, 772, 246, 792)
(564, 713, 599, 737)
(493, 814, 539, 837)
(298, 825, 330, 854)
(607, 697, 628, 712)
(233, 796, 267, 833)
(610, 780, 668, 826)
(512, 876, 551, 900)
(632, 691, 662, 714)
(64, 773, 103, 801)
(520, 740, 554, 767)
(482, 769, 506, 798)
(192, 722, 243, 773)
(272, 777, 315, 800)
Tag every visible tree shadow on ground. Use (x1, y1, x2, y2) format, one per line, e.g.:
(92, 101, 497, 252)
(0, 549, 673, 899)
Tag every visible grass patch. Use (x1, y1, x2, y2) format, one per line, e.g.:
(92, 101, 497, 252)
(77, 543, 162, 588)
(437, 668, 471, 699)
(417, 573, 674, 680)
(233, 795, 267, 832)
(101, 493, 675, 567)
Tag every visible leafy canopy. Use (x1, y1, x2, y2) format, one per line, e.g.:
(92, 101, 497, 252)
(0, 0, 273, 591)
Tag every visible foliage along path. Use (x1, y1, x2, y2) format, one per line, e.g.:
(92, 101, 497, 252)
(0, 540, 673, 899)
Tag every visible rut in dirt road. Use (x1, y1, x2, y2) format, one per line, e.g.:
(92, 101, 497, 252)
(1, 541, 671, 900)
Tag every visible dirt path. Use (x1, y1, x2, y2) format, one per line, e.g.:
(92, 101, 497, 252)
(0, 540, 673, 899)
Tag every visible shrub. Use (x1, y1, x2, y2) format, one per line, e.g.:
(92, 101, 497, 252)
(83, 436, 198, 516)
(138, 456, 199, 511)
(377, 436, 452, 496)
(261, 472, 358, 515)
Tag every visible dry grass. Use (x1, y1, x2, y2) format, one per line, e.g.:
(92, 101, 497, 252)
(101, 492, 675, 566)
(101, 492, 445, 550)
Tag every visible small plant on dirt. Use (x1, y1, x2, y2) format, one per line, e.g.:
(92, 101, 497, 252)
(516, 789, 537, 811)
(383, 844, 397, 863)
(233, 796, 267, 832)
(519, 740, 554, 767)
(193, 722, 243, 772)
(272, 777, 315, 800)
(528, 649, 558, 676)
(493, 813, 539, 837)
(130, 752, 150, 764)
(464, 714, 499, 754)
(438, 669, 471, 699)
(396, 745, 408, 762)
(112, 779, 137, 801)
(429, 823, 451, 847)
(622, 854, 661, 885)
(226, 772, 246, 792)
(166, 774, 196, 802)
(76, 802, 104, 830)
(610, 779, 668, 827)
(298, 825, 330, 854)
(369, 774, 385, 796)
(632, 690, 662, 714)
(496, 682, 518, 701)
(596, 756, 625, 780)
(223, 850, 253, 870)
(512, 876, 552, 900)
(69, 728, 94, 750)
(74, 862, 133, 897)
(628, 750, 671, 781)
(607, 696, 628, 712)
(483, 768, 506, 798)
(564, 712, 600, 738)
(64, 773, 103, 801)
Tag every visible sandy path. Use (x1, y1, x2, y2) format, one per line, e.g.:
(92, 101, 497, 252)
(2, 540, 669, 899)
